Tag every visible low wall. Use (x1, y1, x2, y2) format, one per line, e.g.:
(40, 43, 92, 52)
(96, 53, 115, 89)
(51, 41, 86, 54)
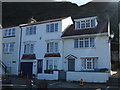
(66, 71, 110, 83)
(37, 71, 58, 80)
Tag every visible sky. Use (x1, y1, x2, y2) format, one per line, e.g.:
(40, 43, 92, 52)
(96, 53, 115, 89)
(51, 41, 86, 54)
(55, 0, 92, 6)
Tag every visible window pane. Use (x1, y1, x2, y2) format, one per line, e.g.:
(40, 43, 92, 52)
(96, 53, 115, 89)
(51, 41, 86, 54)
(74, 39, 78, 48)
(81, 21, 85, 29)
(91, 19, 96, 27)
(79, 38, 84, 48)
(50, 42, 54, 52)
(30, 44, 34, 53)
(26, 27, 29, 35)
(86, 20, 90, 28)
(33, 26, 36, 34)
(10, 43, 14, 52)
(8, 29, 11, 36)
(50, 24, 54, 32)
(12, 28, 15, 36)
(76, 22, 80, 29)
(4, 29, 8, 36)
(85, 38, 89, 47)
(90, 38, 95, 47)
(46, 24, 49, 32)
(55, 23, 58, 32)
(29, 27, 33, 35)
(54, 42, 58, 53)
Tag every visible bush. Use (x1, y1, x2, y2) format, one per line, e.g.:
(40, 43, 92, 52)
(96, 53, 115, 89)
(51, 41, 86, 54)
(100, 68, 109, 72)
(44, 70, 53, 74)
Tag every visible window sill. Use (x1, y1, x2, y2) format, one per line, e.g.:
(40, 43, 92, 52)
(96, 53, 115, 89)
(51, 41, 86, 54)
(23, 53, 35, 55)
(3, 52, 13, 54)
(75, 27, 97, 30)
(46, 31, 58, 33)
(26, 34, 36, 36)
(46, 52, 60, 54)
(74, 47, 96, 49)
(3, 35, 15, 38)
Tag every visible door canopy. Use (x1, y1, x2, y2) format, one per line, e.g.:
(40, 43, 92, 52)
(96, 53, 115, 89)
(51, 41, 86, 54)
(65, 54, 77, 59)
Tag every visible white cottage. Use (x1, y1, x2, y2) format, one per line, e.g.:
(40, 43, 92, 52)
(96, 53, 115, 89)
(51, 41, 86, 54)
(61, 16, 111, 82)
(2, 26, 21, 75)
(20, 17, 73, 80)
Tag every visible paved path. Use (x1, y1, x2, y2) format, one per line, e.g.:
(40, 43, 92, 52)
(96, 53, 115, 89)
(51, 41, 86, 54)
(1, 75, 120, 89)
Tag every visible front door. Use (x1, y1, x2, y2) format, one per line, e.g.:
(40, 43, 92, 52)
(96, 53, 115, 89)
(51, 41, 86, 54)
(68, 59, 75, 71)
(21, 62, 33, 77)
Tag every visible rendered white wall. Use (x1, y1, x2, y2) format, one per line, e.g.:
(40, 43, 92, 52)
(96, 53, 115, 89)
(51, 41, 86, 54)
(66, 72, 109, 82)
(20, 17, 73, 74)
(63, 35, 111, 71)
(37, 71, 59, 80)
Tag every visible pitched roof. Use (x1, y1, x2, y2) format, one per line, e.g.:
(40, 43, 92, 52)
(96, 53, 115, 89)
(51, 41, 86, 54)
(62, 21, 108, 37)
(20, 17, 68, 27)
(21, 54, 36, 60)
(44, 53, 61, 57)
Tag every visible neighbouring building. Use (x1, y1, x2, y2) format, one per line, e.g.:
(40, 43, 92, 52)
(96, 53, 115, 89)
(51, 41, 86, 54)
(62, 16, 111, 82)
(0, 25, 3, 75)
(118, 23, 120, 68)
(20, 17, 73, 80)
(2, 26, 21, 75)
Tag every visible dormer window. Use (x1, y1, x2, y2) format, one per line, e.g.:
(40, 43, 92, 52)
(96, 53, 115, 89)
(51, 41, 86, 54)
(75, 16, 97, 30)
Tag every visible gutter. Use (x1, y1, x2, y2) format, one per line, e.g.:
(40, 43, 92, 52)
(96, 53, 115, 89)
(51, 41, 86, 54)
(62, 33, 108, 39)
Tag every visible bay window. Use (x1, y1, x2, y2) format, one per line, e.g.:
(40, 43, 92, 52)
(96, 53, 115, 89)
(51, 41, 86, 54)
(47, 42, 58, 53)
(81, 57, 98, 70)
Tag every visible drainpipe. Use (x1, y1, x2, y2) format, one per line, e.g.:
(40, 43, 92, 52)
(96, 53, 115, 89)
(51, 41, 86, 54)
(18, 25, 22, 75)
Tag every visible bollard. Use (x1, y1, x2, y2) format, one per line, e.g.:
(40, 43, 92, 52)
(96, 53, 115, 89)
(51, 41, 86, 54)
(33, 74, 37, 81)
(26, 74, 29, 85)
(80, 79, 84, 86)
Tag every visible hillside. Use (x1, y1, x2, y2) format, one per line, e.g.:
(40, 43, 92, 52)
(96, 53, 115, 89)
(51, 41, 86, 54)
(2, 2, 119, 50)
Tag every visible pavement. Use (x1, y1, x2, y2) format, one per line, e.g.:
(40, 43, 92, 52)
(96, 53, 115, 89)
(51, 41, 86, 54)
(1, 75, 120, 90)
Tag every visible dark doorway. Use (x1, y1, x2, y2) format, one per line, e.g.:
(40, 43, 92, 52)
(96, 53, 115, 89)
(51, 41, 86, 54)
(58, 71, 66, 81)
(37, 60, 43, 73)
(68, 59, 75, 71)
(21, 62, 33, 77)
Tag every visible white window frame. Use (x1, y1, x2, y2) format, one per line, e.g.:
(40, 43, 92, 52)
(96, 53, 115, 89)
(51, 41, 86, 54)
(47, 41, 59, 53)
(74, 37, 95, 48)
(24, 42, 35, 54)
(3, 42, 15, 53)
(81, 58, 98, 70)
(75, 17, 97, 30)
(46, 59, 58, 70)
(26, 26, 36, 35)
(46, 23, 58, 32)
(4, 28, 15, 37)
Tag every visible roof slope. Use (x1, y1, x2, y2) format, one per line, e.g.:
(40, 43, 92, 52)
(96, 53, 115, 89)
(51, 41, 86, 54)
(62, 21, 108, 37)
